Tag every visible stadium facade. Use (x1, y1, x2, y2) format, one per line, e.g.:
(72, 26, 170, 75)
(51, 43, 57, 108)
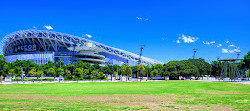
(1, 30, 162, 66)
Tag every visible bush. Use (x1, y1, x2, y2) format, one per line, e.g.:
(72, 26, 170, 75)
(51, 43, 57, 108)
(12, 78, 54, 81)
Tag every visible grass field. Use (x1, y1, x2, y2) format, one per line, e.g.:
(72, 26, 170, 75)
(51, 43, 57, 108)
(0, 81, 249, 110)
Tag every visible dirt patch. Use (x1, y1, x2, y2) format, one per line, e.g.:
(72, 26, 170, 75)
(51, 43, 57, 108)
(191, 89, 250, 95)
(0, 94, 232, 110)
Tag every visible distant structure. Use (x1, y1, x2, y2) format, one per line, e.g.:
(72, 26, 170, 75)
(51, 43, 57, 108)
(1, 30, 161, 66)
(192, 49, 198, 59)
(138, 45, 145, 64)
(217, 56, 220, 61)
(236, 51, 241, 59)
(218, 59, 241, 81)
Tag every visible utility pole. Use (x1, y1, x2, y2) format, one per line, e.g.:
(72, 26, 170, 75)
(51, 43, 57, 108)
(138, 45, 145, 64)
(192, 49, 198, 59)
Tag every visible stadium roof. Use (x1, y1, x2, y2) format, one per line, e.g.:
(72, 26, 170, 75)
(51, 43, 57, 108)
(1, 29, 162, 65)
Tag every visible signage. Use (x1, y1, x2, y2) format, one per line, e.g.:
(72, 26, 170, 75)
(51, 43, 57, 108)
(14, 44, 37, 53)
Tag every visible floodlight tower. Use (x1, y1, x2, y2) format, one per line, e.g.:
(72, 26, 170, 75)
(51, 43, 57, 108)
(192, 49, 198, 59)
(138, 45, 145, 64)
(236, 51, 241, 59)
(217, 56, 220, 61)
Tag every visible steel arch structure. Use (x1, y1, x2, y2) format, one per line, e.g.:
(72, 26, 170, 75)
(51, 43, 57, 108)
(1, 29, 162, 65)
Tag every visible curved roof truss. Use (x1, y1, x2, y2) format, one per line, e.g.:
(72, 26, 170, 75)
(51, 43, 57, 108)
(1, 29, 162, 65)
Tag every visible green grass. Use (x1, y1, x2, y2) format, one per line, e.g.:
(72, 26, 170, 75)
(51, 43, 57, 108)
(0, 81, 249, 110)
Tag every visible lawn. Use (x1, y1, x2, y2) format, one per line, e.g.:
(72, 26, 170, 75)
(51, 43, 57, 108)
(0, 81, 249, 110)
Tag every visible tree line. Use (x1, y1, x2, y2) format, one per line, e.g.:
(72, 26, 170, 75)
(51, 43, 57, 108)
(0, 51, 249, 80)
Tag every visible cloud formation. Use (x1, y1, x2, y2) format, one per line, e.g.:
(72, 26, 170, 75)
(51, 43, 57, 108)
(225, 40, 230, 44)
(136, 17, 150, 21)
(136, 17, 142, 20)
(203, 41, 215, 45)
(217, 44, 222, 47)
(228, 44, 235, 47)
(177, 34, 198, 43)
(176, 40, 180, 43)
(43, 25, 53, 30)
(221, 48, 241, 53)
(83, 34, 92, 38)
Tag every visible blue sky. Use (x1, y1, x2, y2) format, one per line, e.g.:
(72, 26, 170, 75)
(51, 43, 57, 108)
(0, 0, 249, 63)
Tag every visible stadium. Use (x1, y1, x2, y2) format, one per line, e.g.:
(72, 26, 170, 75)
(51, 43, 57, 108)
(1, 30, 161, 66)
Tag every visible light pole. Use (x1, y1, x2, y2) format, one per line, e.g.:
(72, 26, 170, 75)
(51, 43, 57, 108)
(138, 45, 145, 64)
(217, 56, 220, 61)
(236, 51, 241, 59)
(193, 49, 198, 59)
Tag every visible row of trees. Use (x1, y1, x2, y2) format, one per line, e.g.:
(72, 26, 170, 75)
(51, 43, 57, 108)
(0, 51, 249, 80)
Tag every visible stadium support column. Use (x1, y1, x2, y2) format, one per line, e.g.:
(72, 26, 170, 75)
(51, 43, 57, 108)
(71, 44, 77, 63)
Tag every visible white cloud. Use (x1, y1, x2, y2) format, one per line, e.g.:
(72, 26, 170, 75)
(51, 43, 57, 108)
(225, 40, 230, 44)
(222, 48, 241, 53)
(233, 49, 241, 53)
(43, 25, 53, 30)
(203, 41, 215, 45)
(136, 17, 142, 20)
(217, 44, 222, 47)
(228, 44, 235, 47)
(136, 17, 150, 21)
(222, 48, 229, 53)
(178, 34, 198, 43)
(33, 26, 37, 29)
(176, 40, 180, 43)
(83, 34, 92, 38)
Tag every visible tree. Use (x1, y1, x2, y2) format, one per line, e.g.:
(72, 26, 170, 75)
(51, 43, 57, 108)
(163, 61, 184, 80)
(14, 66, 22, 82)
(98, 72, 104, 79)
(246, 70, 249, 79)
(73, 68, 83, 81)
(91, 70, 99, 79)
(35, 70, 44, 81)
(137, 64, 145, 79)
(74, 61, 84, 69)
(211, 61, 223, 77)
(83, 69, 90, 79)
(144, 65, 151, 78)
(121, 65, 132, 81)
(243, 51, 250, 69)
(65, 69, 72, 79)
(155, 64, 163, 76)
(163, 71, 170, 77)
(188, 58, 211, 79)
(28, 68, 37, 77)
(83, 69, 89, 75)
(150, 69, 158, 77)
(0, 55, 7, 77)
(2, 63, 9, 77)
(93, 63, 100, 70)
(8, 69, 15, 77)
(107, 64, 114, 80)
(47, 68, 56, 80)
(56, 68, 64, 77)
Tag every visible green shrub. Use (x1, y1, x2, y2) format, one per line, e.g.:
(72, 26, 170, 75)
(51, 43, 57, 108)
(12, 78, 54, 81)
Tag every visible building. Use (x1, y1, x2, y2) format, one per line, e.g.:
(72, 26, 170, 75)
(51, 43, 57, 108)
(1, 30, 162, 66)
